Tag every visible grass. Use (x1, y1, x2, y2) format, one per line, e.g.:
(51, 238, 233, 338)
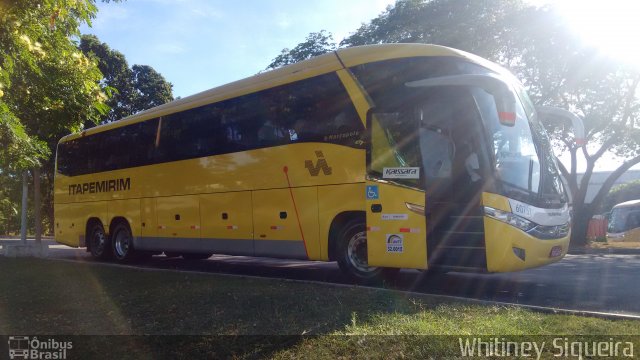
(1, 257, 638, 359)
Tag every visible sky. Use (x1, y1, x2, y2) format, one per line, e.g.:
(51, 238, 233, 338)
(81, 0, 395, 98)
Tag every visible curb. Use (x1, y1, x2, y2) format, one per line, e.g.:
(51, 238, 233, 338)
(568, 248, 640, 255)
(31, 256, 640, 322)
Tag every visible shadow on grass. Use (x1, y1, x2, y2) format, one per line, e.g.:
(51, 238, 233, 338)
(0, 257, 437, 358)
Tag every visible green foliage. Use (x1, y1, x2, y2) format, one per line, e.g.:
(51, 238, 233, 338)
(341, 0, 525, 60)
(0, 0, 109, 158)
(265, 30, 337, 70)
(601, 180, 640, 213)
(0, 1, 116, 234)
(131, 64, 174, 113)
(79, 35, 174, 124)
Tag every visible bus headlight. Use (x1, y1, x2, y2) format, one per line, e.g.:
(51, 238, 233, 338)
(484, 206, 534, 232)
(484, 206, 570, 239)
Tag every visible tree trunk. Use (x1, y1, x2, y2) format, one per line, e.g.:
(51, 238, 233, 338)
(20, 171, 28, 244)
(34, 167, 41, 243)
(570, 203, 594, 248)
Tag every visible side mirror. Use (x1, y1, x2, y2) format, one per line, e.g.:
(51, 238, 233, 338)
(535, 106, 586, 146)
(406, 74, 517, 126)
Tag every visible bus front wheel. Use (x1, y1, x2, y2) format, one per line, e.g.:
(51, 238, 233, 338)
(336, 219, 398, 283)
(111, 221, 137, 263)
(88, 221, 111, 260)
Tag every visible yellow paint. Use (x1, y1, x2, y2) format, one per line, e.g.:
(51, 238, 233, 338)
(140, 198, 157, 239)
(200, 192, 253, 240)
(608, 227, 640, 242)
(482, 192, 570, 272)
(54, 201, 108, 247)
(624, 227, 640, 242)
(484, 217, 569, 272)
(317, 183, 366, 260)
(366, 182, 427, 269)
(252, 187, 320, 259)
(482, 192, 511, 213)
(54, 44, 570, 273)
(108, 199, 141, 237)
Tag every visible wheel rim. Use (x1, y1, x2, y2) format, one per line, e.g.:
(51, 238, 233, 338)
(91, 229, 105, 255)
(347, 230, 378, 274)
(114, 228, 130, 258)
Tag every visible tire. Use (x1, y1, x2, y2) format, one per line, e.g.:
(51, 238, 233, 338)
(181, 253, 213, 260)
(87, 221, 111, 260)
(336, 219, 398, 283)
(111, 221, 137, 263)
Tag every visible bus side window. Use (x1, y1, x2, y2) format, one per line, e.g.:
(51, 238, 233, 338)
(626, 211, 640, 230)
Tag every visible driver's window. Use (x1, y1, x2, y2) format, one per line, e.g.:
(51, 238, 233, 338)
(369, 112, 421, 187)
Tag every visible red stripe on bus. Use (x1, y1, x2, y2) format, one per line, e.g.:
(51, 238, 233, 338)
(283, 166, 309, 258)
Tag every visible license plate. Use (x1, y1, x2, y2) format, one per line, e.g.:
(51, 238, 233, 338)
(549, 246, 562, 258)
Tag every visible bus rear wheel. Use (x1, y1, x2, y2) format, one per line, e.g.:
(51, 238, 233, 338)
(336, 219, 398, 283)
(111, 221, 137, 263)
(88, 222, 111, 260)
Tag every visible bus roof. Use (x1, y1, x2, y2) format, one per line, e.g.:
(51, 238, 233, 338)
(60, 43, 506, 143)
(612, 199, 640, 209)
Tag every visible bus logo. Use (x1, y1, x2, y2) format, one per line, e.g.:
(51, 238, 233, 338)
(386, 234, 404, 253)
(8, 336, 29, 359)
(305, 151, 332, 176)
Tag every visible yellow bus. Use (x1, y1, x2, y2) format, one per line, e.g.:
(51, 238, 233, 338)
(54, 44, 579, 280)
(607, 200, 640, 242)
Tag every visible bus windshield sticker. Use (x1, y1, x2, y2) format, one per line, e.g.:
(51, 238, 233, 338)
(366, 185, 379, 200)
(381, 214, 408, 220)
(386, 234, 404, 253)
(383, 167, 419, 179)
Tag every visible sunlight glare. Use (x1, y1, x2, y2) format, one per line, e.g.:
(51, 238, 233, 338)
(555, 0, 640, 67)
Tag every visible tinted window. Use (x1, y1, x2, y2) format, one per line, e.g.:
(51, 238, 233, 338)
(350, 56, 490, 108)
(57, 72, 362, 176)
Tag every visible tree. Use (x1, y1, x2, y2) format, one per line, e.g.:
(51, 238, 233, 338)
(79, 34, 173, 124)
(601, 180, 640, 214)
(0, 1, 113, 234)
(131, 64, 173, 112)
(270, 0, 640, 247)
(265, 30, 337, 70)
(502, 6, 640, 247)
(79, 34, 134, 122)
(340, 0, 525, 60)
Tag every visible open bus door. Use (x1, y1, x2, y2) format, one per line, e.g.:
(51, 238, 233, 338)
(365, 74, 519, 271)
(364, 109, 428, 270)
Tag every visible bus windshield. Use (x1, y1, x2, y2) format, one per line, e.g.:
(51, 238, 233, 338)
(471, 85, 567, 208)
(369, 82, 567, 208)
(609, 206, 640, 233)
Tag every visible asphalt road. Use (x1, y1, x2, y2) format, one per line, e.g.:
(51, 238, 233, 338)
(3, 239, 640, 316)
